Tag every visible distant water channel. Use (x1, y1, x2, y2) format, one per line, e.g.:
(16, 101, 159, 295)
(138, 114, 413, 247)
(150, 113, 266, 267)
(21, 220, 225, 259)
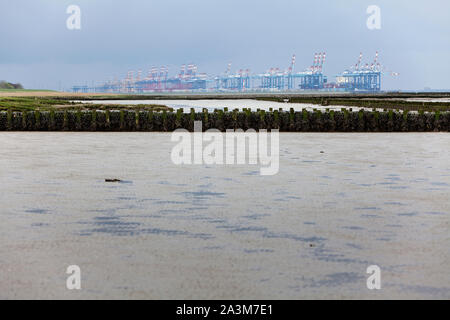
(0, 132, 449, 299)
(79, 99, 371, 112)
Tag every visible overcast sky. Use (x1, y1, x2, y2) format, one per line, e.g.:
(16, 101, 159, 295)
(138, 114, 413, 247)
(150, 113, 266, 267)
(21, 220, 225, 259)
(0, 0, 449, 91)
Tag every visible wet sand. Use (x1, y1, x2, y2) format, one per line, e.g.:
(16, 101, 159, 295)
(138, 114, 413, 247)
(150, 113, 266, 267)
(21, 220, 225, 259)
(81, 99, 377, 112)
(0, 132, 449, 299)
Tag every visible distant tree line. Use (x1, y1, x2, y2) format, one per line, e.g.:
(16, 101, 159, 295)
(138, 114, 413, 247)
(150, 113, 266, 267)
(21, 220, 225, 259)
(0, 81, 24, 89)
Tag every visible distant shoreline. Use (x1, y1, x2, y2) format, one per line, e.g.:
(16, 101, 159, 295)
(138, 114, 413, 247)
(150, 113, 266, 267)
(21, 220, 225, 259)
(1, 90, 450, 99)
(2, 91, 450, 114)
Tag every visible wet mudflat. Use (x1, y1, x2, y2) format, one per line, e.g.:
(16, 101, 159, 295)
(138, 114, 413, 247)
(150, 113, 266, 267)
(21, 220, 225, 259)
(81, 99, 367, 112)
(0, 132, 449, 299)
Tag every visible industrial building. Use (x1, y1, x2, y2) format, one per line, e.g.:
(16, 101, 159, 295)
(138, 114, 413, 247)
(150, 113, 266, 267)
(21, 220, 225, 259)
(72, 52, 395, 94)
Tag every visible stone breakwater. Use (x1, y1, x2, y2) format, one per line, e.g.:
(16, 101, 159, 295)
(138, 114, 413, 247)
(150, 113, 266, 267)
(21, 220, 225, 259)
(0, 108, 449, 132)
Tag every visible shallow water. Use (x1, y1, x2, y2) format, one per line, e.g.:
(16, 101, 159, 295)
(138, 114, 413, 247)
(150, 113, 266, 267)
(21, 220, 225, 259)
(405, 98, 450, 103)
(0, 132, 449, 299)
(79, 99, 375, 112)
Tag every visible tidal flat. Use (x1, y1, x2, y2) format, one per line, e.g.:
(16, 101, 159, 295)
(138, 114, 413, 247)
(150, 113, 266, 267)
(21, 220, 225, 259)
(0, 132, 449, 299)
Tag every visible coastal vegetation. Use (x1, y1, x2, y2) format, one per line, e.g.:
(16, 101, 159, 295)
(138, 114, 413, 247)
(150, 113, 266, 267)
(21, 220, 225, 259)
(57, 92, 450, 112)
(0, 81, 24, 90)
(0, 96, 171, 112)
(0, 93, 449, 131)
(1, 92, 450, 112)
(256, 96, 450, 112)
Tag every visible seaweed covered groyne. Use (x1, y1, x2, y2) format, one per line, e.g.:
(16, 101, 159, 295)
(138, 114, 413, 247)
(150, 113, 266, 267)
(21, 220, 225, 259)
(0, 108, 449, 132)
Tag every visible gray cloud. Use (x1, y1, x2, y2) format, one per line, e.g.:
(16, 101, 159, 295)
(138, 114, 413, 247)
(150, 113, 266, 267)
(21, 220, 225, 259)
(0, 0, 449, 90)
